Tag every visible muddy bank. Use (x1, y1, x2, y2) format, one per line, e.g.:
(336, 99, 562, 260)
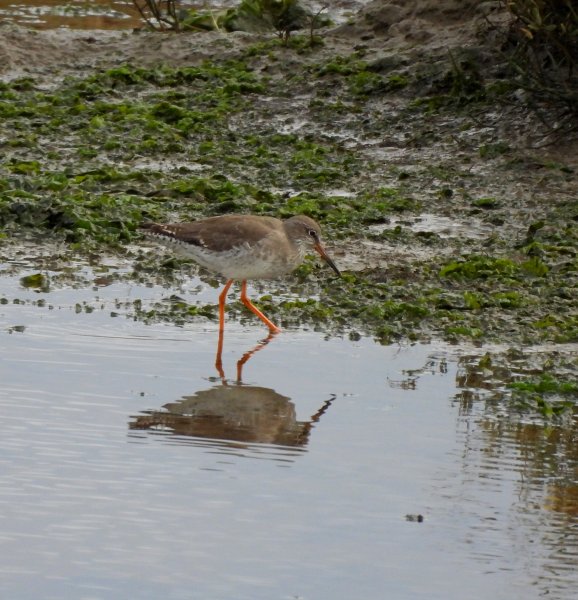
(0, 1, 577, 404)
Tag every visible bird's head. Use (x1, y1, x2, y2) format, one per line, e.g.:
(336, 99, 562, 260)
(285, 215, 341, 277)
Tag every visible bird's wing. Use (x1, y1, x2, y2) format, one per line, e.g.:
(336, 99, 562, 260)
(139, 216, 282, 253)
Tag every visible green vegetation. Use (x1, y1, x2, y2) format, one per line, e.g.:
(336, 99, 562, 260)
(20, 273, 50, 291)
(1, 23, 577, 351)
(439, 256, 519, 280)
(502, 0, 578, 134)
(510, 374, 578, 396)
(133, 0, 328, 44)
(509, 374, 578, 419)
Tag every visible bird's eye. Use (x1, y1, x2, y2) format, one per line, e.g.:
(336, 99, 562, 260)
(308, 229, 317, 238)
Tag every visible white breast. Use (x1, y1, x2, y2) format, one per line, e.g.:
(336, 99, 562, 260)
(147, 234, 305, 281)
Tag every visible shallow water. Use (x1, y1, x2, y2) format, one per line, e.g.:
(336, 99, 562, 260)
(1, 256, 577, 599)
(0, 0, 141, 29)
(0, 0, 363, 30)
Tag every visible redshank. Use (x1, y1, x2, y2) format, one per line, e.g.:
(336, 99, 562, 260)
(139, 214, 340, 334)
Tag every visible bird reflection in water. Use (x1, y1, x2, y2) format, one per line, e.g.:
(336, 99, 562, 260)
(129, 383, 335, 448)
(215, 328, 277, 383)
(131, 317, 335, 449)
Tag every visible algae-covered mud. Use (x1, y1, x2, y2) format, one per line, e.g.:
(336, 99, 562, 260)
(0, 3, 577, 402)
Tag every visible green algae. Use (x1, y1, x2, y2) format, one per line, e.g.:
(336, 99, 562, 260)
(508, 374, 578, 419)
(0, 50, 576, 352)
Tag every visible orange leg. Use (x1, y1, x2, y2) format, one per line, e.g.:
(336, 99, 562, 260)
(215, 279, 234, 378)
(240, 281, 281, 334)
(218, 279, 234, 333)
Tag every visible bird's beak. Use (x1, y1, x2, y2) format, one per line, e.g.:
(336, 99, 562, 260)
(314, 242, 341, 277)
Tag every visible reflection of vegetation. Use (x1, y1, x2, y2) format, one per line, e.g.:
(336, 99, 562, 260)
(456, 351, 578, 422)
(452, 347, 578, 598)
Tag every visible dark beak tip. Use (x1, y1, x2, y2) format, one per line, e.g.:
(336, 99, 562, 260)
(325, 257, 341, 278)
(314, 242, 340, 277)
